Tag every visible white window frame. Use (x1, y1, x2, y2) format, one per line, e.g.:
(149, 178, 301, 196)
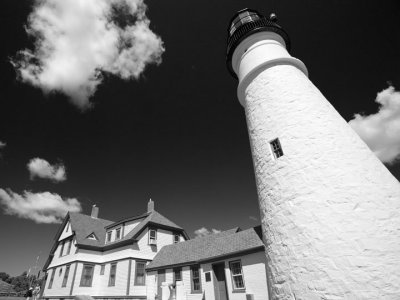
(108, 263, 117, 286)
(106, 231, 112, 243)
(229, 260, 245, 290)
(148, 229, 157, 245)
(116, 227, 121, 240)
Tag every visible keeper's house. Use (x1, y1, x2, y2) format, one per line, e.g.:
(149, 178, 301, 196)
(42, 200, 269, 300)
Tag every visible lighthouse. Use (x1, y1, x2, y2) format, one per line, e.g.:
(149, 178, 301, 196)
(226, 9, 400, 299)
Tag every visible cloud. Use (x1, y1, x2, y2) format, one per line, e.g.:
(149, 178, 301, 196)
(0, 189, 81, 223)
(11, 0, 164, 110)
(27, 158, 66, 182)
(249, 215, 258, 221)
(194, 227, 221, 238)
(349, 86, 400, 164)
(0, 141, 6, 158)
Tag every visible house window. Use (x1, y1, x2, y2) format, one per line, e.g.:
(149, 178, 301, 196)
(108, 263, 117, 286)
(135, 261, 146, 286)
(88, 233, 97, 240)
(190, 265, 202, 293)
(80, 264, 94, 287)
(174, 234, 180, 244)
(59, 241, 65, 257)
(59, 268, 62, 276)
(229, 260, 245, 290)
(66, 239, 72, 255)
(100, 264, 105, 275)
(270, 138, 284, 159)
(173, 267, 182, 283)
(48, 269, 55, 289)
(62, 265, 70, 287)
(116, 228, 121, 240)
(107, 231, 112, 243)
(148, 229, 157, 245)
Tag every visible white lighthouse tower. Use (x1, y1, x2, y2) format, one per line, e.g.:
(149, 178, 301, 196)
(226, 9, 400, 299)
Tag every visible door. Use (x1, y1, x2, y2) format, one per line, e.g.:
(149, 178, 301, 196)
(212, 263, 228, 300)
(157, 269, 166, 299)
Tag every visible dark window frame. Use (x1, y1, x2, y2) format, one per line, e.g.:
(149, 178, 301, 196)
(173, 267, 182, 283)
(229, 260, 246, 290)
(100, 264, 105, 275)
(62, 265, 70, 287)
(66, 239, 72, 255)
(108, 263, 117, 286)
(48, 269, 55, 289)
(115, 227, 121, 240)
(270, 138, 284, 159)
(59, 241, 65, 257)
(80, 264, 94, 287)
(173, 233, 180, 244)
(190, 265, 202, 294)
(134, 261, 146, 286)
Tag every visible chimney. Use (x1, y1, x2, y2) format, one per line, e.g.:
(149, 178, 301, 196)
(91, 205, 99, 218)
(147, 199, 154, 213)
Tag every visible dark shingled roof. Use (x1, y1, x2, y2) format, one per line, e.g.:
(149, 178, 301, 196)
(69, 212, 114, 247)
(147, 226, 265, 270)
(69, 209, 187, 249)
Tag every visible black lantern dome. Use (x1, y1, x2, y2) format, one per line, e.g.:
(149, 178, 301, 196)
(226, 8, 291, 78)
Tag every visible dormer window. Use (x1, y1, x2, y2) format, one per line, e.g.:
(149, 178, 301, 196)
(174, 234, 180, 244)
(148, 229, 157, 245)
(107, 231, 112, 243)
(116, 228, 121, 240)
(87, 233, 98, 240)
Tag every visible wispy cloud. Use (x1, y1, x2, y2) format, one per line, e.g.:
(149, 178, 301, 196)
(194, 227, 221, 238)
(27, 158, 66, 182)
(0, 141, 6, 158)
(249, 215, 258, 221)
(11, 0, 164, 110)
(0, 189, 81, 223)
(349, 86, 400, 164)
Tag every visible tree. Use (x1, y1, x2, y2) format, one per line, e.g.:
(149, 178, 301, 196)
(0, 272, 10, 282)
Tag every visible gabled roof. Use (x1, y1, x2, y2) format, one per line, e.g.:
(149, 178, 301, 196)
(147, 226, 265, 270)
(43, 208, 189, 270)
(70, 212, 113, 248)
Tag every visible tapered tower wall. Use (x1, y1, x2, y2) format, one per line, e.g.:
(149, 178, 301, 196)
(227, 9, 400, 300)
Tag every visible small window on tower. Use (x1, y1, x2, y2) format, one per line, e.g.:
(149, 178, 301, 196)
(270, 138, 284, 159)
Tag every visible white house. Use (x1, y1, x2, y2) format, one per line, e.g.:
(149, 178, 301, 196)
(42, 200, 188, 300)
(146, 226, 269, 300)
(41, 200, 269, 300)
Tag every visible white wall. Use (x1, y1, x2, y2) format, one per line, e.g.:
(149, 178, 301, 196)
(155, 251, 268, 300)
(58, 221, 73, 241)
(124, 220, 142, 237)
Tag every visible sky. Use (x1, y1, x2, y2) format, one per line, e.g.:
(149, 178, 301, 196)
(0, 0, 399, 276)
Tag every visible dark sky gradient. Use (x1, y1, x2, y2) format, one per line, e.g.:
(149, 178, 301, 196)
(1, 0, 399, 276)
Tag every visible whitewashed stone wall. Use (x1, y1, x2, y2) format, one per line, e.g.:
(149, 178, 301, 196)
(243, 62, 400, 299)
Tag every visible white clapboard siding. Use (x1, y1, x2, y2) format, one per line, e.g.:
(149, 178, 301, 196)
(123, 220, 142, 238)
(58, 221, 73, 241)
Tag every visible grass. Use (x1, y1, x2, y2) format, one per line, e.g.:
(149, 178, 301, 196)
(0, 297, 25, 300)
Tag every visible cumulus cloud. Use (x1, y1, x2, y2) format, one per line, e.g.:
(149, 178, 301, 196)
(0, 188, 81, 223)
(11, 0, 164, 110)
(27, 158, 66, 182)
(194, 227, 222, 238)
(349, 86, 400, 164)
